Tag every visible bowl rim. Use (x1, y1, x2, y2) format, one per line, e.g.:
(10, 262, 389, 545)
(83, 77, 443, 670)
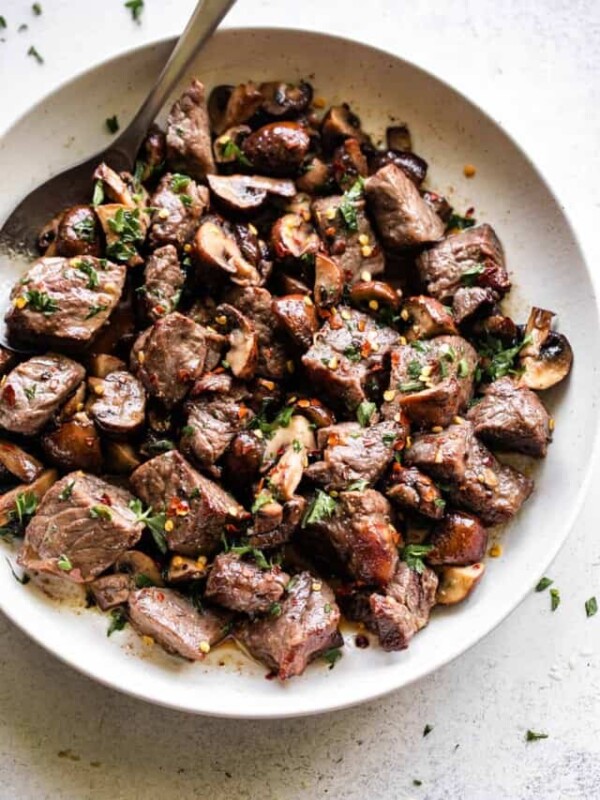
(1, 25, 599, 719)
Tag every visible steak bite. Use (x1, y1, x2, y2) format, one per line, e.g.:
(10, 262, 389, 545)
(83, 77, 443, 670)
(205, 552, 289, 614)
(88, 370, 146, 436)
(403, 422, 473, 483)
(131, 312, 207, 408)
(19, 472, 143, 582)
(302, 307, 400, 411)
(128, 587, 230, 660)
(142, 244, 186, 322)
(364, 163, 445, 249)
(311, 194, 385, 283)
(382, 335, 478, 428)
(304, 489, 399, 586)
(0, 354, 85, 436)
(5, 257, 126, 350)
(148, 173, 209, 250)
(304, 420, 404, 490)
(166, 78, 216, 180)
(416, 224, 510, 308)
(427, 510, 488, 565)
(466, 376, 551, 457)
(130, 450, 247, 556)
(385, 465, 445, 519)
(234, 571, 342, 679)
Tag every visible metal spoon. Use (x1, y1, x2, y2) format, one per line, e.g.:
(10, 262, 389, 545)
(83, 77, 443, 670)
(0, 0, 236, 259)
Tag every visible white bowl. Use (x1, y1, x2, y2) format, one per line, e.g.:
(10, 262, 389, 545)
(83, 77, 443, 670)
(0, 28, 598, 719)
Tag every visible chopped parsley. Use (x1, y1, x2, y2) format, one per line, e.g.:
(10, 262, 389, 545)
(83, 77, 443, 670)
(72, 218, 97, 244)
(343, 344, 362, 363)
(535, 576, 553, 592)
(24, 289, 58, 315)
(585, 597, 597, 618)
(221, 138, 252, 167)
(57, 554, 73, 571)
(92, 179, 105, 206)
(106, 206, 145, 262)
(446, 211, 476, 231)
(525, 730, 548, 742)
(85, 303, 108, 320)
(457, 358, 469, 378)
(269, 601, 282, 617)
(27, 45, 43, 64)
(338, 177, 365, 231)
(32, 3, 42, 15)
(229, 545, 271, 570)
(249, 405, 294, 438)
(413, 779, 423, 787)
(460, 263, 485, 286)
(107, 607, 127, 637)
(398, 380, 425, 393)
(181, 425, 195, 437)
(433, 497, 446, 509)
(134, 574, 154, 589)
(105, 115, 119, 134)
(76, 259, 99, 288)
(400, 543, 433, 574)
(550, 587, 560, 611)
(251, 491, 274, 514)
(90, 504, 112, 521)
(292, 439, 303, 453)
(322, 647, 343, 670)
(423, 724, 433, 737)
(0, 16, 6, 28)
(170, 173, 191, 193)
(128, 499, 168, 554)
(407, 359, 422, 379)
(302, 490, 338, 528)
(382, 433, 397, 446)
(125, 0, 144, 22)
(356, 400, 376, 427)
(475, 333, 532, 383)
(58, 481, 75, 501)
(346, 479, 369, 492)
(24, 384, 37, 401)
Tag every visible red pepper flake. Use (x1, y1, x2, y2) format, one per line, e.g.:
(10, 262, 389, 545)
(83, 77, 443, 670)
(100, 493, 112, 507)
(360, 341, 373, 358)
(238, 404, 249, 420)
(2, 384, 16, 407)
(156, 592, 165, 602)
(325, 226, 336, 238)
(392, 460, 402, 473)
(225, 523, 238, 534)
(154, 305, 166, 316)
(168, 496, 190, 517)
(327, 433, 342, 447)
(329, 315, 344, 330)
(297, 398, 311, 408)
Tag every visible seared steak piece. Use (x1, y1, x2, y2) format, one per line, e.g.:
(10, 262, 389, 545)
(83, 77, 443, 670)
(382, 335, 478, 428)
(0, 346, 16, 377)
(401, 295, 457, 341)
(88, 371, 146, 436)
(427, 510, 488, 565)
(130, 450, 246, 556)
(222, 430, 266, 494)
(128, 587, 230, 660)
(302, 307, 400, 411)
(466, 377, 551, 457)
(5, 257, 126, 350)
(312, 194, 385, 282)
(148, 173, 209, 250)
(19, 472, 143, 581)
(131, 312, 207, 408)
(451, 286, 495, 324)
(271, 294, 319, 351)
(404, 422, 472, 483)
(234, 571, 342, 679)
(386, 465, 445, 519)
(416, 224, 510, 304)
(305, 421, 404, 489)
(89, 573, 131, 611)
(205, 552, 289, 614)
(0, 354, 85, 436)
(364, 163, 445, 249)
(181, 383, 252, 473)
(225, 286, 288, 380)
(304, 489, 399, 586)
(142, 244, 185, 322)
(55, 205, 102, 258)
(166, 79, 216, 180)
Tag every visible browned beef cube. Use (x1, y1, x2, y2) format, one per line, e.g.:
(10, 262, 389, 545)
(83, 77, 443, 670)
(302, 307, 400, 411)
(90, 573, 131, 610)
(234, 571, 342, 679)
(131, 312, 207, 408)
(466, 376, 551, 457)
(451, 286, 495, 324)
(205, 552, 289, 614)
(364, 163, 445, 249)
(128, 587, 230, 660)
(386, 465, 445, 519)
(312, 195, 385, 282)
(143, 244, 186, 322)
(19, 472, 143, 582)
(0, 354, 85, 436)
(427, 510, 488, 565)
(130, 450, 246, 556)
(305, 420, 404, 490)
(304, 489, 399, 586)
(88, 371, 146, 436)
(416, 224, 510, 305)
(166, 79, 216, 180)
(382, 335, 478, 428)
(5, 257, 126, 351)
(148, 174, 209, 250)
(404, 422, 473, 482)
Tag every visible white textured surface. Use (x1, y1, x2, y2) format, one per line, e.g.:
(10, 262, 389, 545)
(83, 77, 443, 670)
(0, 1, 599, 798)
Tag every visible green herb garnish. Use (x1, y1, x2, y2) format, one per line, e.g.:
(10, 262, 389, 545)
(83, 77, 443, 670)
(125, 0, 144, 22)
(27, 45, 43, 64)
(460, 263, 485, 286)
(170, 173, 191, 193)
(526, 730, 548, 742)
(221, 138, 252, 167)
(423, 724, 433, 737)
(58, 481, 75, 501)
(107, 607, 127, 637)
(57, 554, 73, 571)
(106, 206, 144, 262)
(251, 491, 274, 515)
(90, 504, 112, 521)
(446, 211, 476, 231)
(76, 258, 99, 287)
(475, 333, 532, 383)
(398, 380, 425, 393)
(346, 479, 369, 492)
(105, 115, 120, 134)
(322, 647, 343, 670)
(457, 358, 469, 378)
(85, 303, 108, 320)
(92, 179, 105, 206)
(338, 177, 365, 231)
(229, 545, 271, 570)
(550, 588, 560, 611)
(356, 400, 376, 427)
(585, 597, 597, 618)
(128, 499, 168, 554)
(24, 384, 37, 401)
(249, 405, 295, 439)
(343, 344, 362, 363)
(535, 576, 553, 592)
(302, 490, 338, 528)
(72, 218, 97, 245)
(135, 574, 154, 589)
(400, 543, 433, 574)
(269, 601, 282, 617)
(32, 4, 42, 15)
(24, 289, 58, 315)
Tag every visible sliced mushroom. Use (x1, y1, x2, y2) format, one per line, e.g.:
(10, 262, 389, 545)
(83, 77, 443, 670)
(263, 414, 316, 463)
(213, 125, 252, 165)
(332, 138, 368, 190)
(88, 353, 127, 379)
(55, 205, 102, 258)
(272, 294, 319, 350)
(115, 550, 164, 587)
(88, 371, 147, 436)
(291, 396, 336, 428)
(60, 381, 86, 420)
(104, 441, 142, 474)
(518, 307, 573, 390)
(265, 445, 307, 501)
(41, 413, 103, 473)
(427, 511, 488, 566)
(368, 150, 428, 186)
(0, 469, 57, 527)
(166, 554, 208, 583)
(350, 280, 402, 311)
(314, 252, 344, 308)
(260, 81, 313, 117)
(93, 163, 136, 207)
(321, 104, 370, 150)
(206, 174, 296, 214)
(279, 271, 312, 296)
(194, 218, 261, 286)
(436, 562, 486, 605)
(247, 495, 306, 550)
(296, 157, 332, 194)
(208, 82, 263, 135)
(37, 211, 63, 254)
(473, 313, 518, 344)
(271, 213, 321, 261)
(242, 122, 311, 177)
(0, 440, 43, 484)
(401, 295, 457, 341)
(215, 303, 259, 380)
(386, 124, 412, 152)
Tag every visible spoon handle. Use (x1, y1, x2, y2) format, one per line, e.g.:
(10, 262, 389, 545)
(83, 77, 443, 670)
(113, 0, 237, 165)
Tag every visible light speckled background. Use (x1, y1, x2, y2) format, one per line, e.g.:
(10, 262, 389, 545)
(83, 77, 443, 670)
(0, 1, 599, 798)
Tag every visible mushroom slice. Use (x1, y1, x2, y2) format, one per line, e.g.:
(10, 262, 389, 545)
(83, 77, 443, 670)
(263, 414, 317, 464)
(0, 469, 57, 527)
(261, 416, 317, 501)
(115, 550, 164, 588)
(208, 82, 263, 135)
(42, 413, 103, 473)
(386, 124, 412, 152)
(104, 441, 142, 474)
(260, 81, 313, 117)
(0, 440, 44, 483)
(314, 252, 344, 309)
(350, 280, 402, 311)
(321, 104, 370, 149)
(296, 157, 331, 195)
(93, 162, 136, 207)
(166, 554, 208, 583)
(213, 125, 252, 165)
(271, 213, 321, 260)
(60, 381, 87, 420)
(291, 397, 336, 429)
(215, 303, 259, 380)
(272, 294, 319, 350)
(518, 307, 573, 390)
(401, 295, 457, 341)
(38, 211, 63, 254)
(88, 353, 127, 379)
(436, 562, 486, 605)
(207, 174, 296, 214)
(194, 218, 261, 286)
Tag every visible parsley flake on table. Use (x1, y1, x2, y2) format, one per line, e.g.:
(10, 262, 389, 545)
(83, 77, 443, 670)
(322, 647, 343, 669)
(550, 587, 560, 611)
(32, 3, 42, 15)
(585, 596, 597, 618)
(105, 114, 120, 134)
(535, 576, 553, 592)
(525, 730, 549, 742)
(423, 724, 433, 737)
(107, 607, 127, 637)
(125, 0, 144, 23)
(27, 45, 43, 64)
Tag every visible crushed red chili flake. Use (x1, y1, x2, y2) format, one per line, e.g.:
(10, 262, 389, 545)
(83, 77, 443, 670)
(2, 384, 16, 406)
(100, 493, 113, 506)
(167, 496, 190, 517)
(360, 341, 372, 358)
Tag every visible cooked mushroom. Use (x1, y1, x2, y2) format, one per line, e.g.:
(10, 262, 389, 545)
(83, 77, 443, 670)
(215, 303, 259, 380)
(222, 430, 265, 492)
(350, 280, 402, 311)
(314, 252, 344, 308)
(59, 381, 86, 420)
(194, 218, 261, 286)
(386, 124, 412, 152)
(332, 138, 368, 190)
(260, 81, 313, 117)
(104, 441, 142, 474)
(473, 313, 518, 344)
(212, 125, 252, 166)
(93, 163, 136, 207)
(279, 271, 312, 295)
(291, 396, 336, 428)
(401, 295, 458, 340)
(88, 353, 127, 379)
(0, 440, 43, 483)
(54, 205, 102, 258)
(270, 213, 321, 260)
(88, 371, 147, 436)
(427, 511, 488, 566)
(436, 562, 486, 605)
(518, 307, 573, 390)
(321, 104, 370, 150)
(242, 122, 311, 177)
(368, 149, 428, 186)
(264, 445, 307, 501)
(115, 550, 164, 587)
(206, 174, 296, 214)
(166, 554, 208, 583)
(0, 469, 57, 527)
(272, 294, 319, 350)
(208, 82, 263, 135)
(296, 157, 331, 194)
(41, 413, 103, 473)
(37, 211, 63, 254)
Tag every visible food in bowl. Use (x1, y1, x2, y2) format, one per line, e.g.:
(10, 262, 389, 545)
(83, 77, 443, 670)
(0, 76, 573, 680)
